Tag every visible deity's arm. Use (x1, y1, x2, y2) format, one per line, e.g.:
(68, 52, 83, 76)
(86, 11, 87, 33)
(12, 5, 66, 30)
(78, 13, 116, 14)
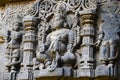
(44, 34, 51, 50)
(6, 30, 11, 43)
(67, 30, 74, 51)
(18, 31, 23, 43)
(94, 24, 104, 46)
(98, 24, 104, 41)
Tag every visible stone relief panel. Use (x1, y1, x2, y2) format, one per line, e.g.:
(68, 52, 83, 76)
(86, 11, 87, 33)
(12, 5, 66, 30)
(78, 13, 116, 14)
(0, 1, 34, 80)
(0, 0, 120, 80)
(95, 1, 120, 79)
(0, 1, 34, 30)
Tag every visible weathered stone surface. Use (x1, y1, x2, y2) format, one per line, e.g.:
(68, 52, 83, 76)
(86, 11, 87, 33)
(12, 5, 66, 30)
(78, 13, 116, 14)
(0, 0, 120, 80)
(0, 0, 34, 6)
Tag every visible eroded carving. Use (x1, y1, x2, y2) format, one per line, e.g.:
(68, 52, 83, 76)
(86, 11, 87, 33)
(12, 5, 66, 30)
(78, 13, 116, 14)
(95, 0, 120, 66)
(1, 0, 120, 80)
(33, 2, 77, 72)
(95, 0, 120, 79)
(4, 15, 23, 80)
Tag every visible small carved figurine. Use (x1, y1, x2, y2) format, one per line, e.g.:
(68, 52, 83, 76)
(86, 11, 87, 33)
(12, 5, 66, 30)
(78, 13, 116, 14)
(34, 2, 76, 71)
(5, 15, 23, 80)
(95, 0, 120, 66)
(45, 3, 76, 71)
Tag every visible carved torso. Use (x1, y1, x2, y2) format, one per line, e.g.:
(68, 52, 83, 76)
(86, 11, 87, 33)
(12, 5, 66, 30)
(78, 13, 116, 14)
(47, 28, 73, 56)
(10, 30, 22, 48)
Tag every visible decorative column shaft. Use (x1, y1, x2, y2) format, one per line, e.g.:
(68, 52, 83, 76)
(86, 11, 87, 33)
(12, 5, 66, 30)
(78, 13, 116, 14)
(23, 15, 37, 68)
(77, 9, 96, 79)
(80, 10, 96, 68)
(18, 15, 37, 80)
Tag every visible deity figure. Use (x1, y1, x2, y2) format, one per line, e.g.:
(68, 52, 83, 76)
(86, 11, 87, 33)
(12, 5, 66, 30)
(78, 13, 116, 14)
(95, 0, 120, 66)
(5, 15, 23, 77)
(34, 3, 76, 71)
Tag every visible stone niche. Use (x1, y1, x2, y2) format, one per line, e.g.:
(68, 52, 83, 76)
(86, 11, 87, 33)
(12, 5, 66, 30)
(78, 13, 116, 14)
(0, 0, 120, 80)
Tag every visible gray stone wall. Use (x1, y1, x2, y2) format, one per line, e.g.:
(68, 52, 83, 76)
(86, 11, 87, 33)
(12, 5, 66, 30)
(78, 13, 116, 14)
(0, 1, 34, 80)
(0, 0, 120, 80)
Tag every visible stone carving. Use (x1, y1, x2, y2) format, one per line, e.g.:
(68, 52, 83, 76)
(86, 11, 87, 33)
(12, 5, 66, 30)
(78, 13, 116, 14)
(0, 0, 120, 80)
(1, 1, 34, 30)
(33, 2, 76, 72)
(95, 0, 120, 79)
(4, 15, 23, 80)
(95, 10, 120, 64)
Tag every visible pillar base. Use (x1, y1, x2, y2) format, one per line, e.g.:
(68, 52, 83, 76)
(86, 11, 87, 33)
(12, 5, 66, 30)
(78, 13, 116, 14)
(77, 68, 94, 80)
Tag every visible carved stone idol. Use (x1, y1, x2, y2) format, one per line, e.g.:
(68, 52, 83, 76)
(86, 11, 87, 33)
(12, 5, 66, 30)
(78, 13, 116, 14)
(34, 2, 76, 72)
(4, 15, 23, 80)
(95, 0, 120, 79)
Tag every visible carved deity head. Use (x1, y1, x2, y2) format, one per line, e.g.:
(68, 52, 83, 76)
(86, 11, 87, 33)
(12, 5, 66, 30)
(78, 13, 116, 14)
(12, 15, 23, 31)
(12, 22, 22, 31)
(53, 13, 65, 29)
(52, 2, 66, 29)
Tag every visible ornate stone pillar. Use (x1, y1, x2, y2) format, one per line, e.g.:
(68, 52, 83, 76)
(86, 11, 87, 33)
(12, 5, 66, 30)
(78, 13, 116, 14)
(19, 15, 37, 80)
(80, 10, 96, 68)
(77, 9, 96, 79)
(23, 15, 37, 67)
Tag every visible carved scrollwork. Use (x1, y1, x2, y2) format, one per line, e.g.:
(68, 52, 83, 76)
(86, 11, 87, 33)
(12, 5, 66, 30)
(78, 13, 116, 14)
(39, 0, 53, 16)
(68, 0, 81, 10)
(79, 0, 97, 10)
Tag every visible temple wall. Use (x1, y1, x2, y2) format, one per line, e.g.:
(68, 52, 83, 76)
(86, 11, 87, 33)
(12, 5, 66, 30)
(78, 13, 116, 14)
(0, 1, 34, 79)
(0, 0, 120, 80)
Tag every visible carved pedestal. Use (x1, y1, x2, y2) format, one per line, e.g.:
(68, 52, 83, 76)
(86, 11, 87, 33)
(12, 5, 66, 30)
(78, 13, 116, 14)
(95, 64, 117, 80)
(33, 67, 76, 80)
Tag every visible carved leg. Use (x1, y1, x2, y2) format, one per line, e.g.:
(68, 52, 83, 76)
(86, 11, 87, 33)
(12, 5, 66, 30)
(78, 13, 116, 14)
(47, 58, 57, 72)
(100, 41, 109, 64)
(45, 60, 52, 68)
(109, 40, 117, 63)
(10, 70, 17, 80)
(33, 58, 40, 70)
(47, 52, 60, 72)
(4, 58, 11, 72)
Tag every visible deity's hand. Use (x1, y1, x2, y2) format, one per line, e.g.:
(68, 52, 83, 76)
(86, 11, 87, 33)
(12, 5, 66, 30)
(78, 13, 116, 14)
(56, 52, 61, 62)
(94, 40, 102, 47)
(38, 43, 46, 53)
(45, 60, 51, 67)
